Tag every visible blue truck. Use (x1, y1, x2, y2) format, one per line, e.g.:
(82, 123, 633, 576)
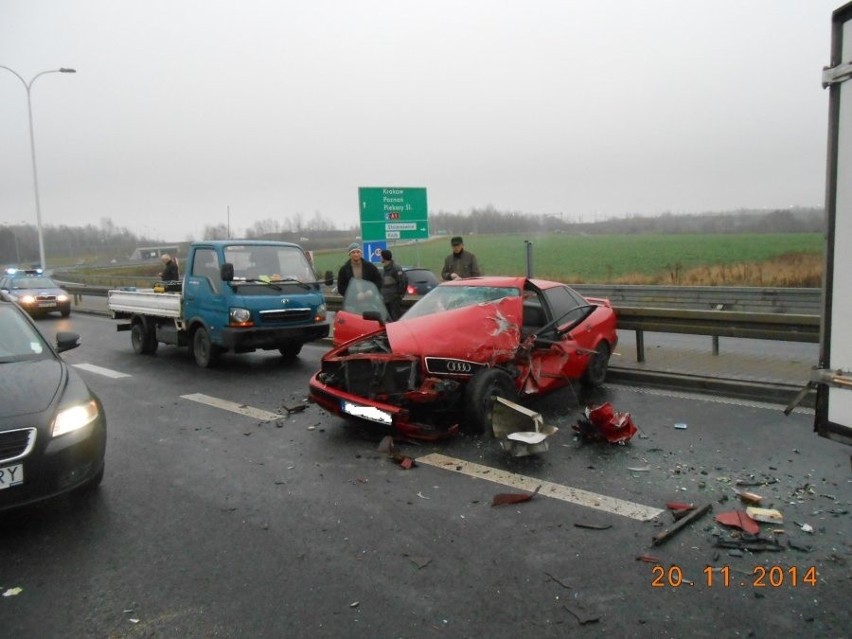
(108, 240, 331, 367)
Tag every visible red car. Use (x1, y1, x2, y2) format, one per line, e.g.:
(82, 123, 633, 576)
(310, 276, 617, 440)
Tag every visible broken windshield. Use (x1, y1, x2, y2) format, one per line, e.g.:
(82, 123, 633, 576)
(402, 285, 520, 320)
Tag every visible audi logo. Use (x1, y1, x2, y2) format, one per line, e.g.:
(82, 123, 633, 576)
(445, 361, 473, 373)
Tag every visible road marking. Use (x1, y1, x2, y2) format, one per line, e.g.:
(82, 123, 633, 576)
(417, 453, 664, 522)
(73, 363, 131, 379)
(181, 393, 283, 422)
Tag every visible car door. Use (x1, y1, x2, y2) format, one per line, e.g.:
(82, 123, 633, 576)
(332, 279, 389, 346)
(535, 286, 599, 383)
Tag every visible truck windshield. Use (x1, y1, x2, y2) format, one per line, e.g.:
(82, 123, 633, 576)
(224, 245, 315, 283)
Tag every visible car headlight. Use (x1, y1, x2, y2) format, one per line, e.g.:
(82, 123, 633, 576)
(57, 294, 69, 302)
(229, 307, 253, 327)
(19, 294, 36, 305)
(315, 303, 327, 322)
(52, 399, 100, 437)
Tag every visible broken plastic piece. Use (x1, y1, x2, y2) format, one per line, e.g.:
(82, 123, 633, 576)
(491, 484, 541, 506)
(492, 397, 558, 456)
(715, 510, 760, 535)
(735, 490, 763, 504)
(573, 403, 638, 444)
(674, 422, 688, 430)
(746, 507, 783, 524)
(652, 503, 712, 546)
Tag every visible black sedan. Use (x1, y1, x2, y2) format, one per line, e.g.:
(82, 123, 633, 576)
(0, 293, 106, 511)
(402, 267, 438, 296)
(0, 268, 72, 318)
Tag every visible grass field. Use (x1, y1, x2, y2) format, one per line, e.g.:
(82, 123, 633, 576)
(311, 233, 824, 286)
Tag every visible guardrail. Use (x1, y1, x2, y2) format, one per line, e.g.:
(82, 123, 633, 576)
(61, 283, 821, 364)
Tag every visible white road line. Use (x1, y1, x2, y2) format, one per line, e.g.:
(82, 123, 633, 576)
(72, 363, 132, 379)
(417, 453, 664, 522)
(181, 393, 283, 422)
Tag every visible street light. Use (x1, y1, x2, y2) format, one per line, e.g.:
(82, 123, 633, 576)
(0, 65, 76, 270)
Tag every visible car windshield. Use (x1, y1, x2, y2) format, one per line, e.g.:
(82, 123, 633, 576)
(0, 305, 50, 362)
(342, 278, 389, 322)
(224, 244, 315, 282)
(10, 277, 56, 289)
(403, 285, 520, 320)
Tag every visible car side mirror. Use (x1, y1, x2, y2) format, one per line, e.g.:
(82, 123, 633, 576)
(56, 331, 81, 353)
(362, 310, 385, 326)
(324, 270, 334, 286)
(221, 263, 234, 281)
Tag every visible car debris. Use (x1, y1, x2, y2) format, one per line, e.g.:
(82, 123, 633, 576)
(491, 397, 558, 456)
(713, 536, 784, 552)
(652, 503, 712, 546)
(492, 485, 541, 506)
(376, 435, 416, 470)
(746, 507, 784, 524)
(714, 510, 761, 535)
(735, 489, 763, 504)
(572, 403, 638, 444)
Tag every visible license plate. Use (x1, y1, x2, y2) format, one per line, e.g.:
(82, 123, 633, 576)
(341, 400, 392, 425)
(39, 302, 57, 308)
(0, 464, 24, 490)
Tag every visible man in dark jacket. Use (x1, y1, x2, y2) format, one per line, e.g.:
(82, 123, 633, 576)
(337, 242, 382, 297)
(441, 236, 481, 280)
(159, 254, 179, 281)
(379, 249, 407, 321)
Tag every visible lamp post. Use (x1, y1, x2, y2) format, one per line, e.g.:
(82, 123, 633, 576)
(0, 65, 76, 270)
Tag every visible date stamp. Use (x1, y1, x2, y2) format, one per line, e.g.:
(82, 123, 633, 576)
(651, 565, 818, 588)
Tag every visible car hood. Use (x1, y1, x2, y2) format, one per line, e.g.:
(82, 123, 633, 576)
(386, 296, 522, 363)
(0, 359, 63, 417)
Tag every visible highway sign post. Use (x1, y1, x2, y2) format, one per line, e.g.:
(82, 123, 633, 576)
(358, 187, 429, 242)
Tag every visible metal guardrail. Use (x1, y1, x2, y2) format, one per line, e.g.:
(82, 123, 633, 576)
(62, 283, 820, 361)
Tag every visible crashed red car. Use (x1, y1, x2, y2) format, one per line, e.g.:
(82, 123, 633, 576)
(309, 276, 617, 439)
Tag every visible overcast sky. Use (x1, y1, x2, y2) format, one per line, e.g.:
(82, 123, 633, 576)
(0, 1, 844, 242)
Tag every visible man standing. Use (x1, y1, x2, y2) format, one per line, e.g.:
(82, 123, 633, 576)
(441, 236, 481, 280)
(337, 242, 382, 296)
(379, 249, 408, 321)
(159, 253, 179, 281)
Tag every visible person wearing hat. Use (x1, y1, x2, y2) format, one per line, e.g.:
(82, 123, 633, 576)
(379, 249, 408, 321)
(441, 236, 481, 280)
(159, 253, 179, 281)
(337, 242, 382, 297)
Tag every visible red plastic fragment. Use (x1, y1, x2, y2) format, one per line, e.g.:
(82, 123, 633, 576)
(491, 485, 541, 507)
(573, 403, 638, 443)
(714, 510, 760, 535)
(666, 502, 695, 511)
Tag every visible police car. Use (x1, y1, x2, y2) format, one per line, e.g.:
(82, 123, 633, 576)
(0, 268, 71, 318)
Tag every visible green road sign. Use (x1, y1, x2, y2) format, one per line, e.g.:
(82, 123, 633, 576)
(358, 187, 429, 241)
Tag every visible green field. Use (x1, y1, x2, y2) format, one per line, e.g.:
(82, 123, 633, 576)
(310, 233, 824, 284)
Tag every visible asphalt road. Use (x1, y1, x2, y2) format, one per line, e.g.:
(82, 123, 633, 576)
(0, 313, 849, 638)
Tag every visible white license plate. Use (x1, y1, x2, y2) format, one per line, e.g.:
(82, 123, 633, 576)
(341, 400, 392, 425)
(39, 302, 57, 308)
(0, 464, 24, 490)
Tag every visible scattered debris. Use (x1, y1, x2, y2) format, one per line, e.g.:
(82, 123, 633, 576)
(735, 477, 778, 487)
(416, 491, 430, 500)
(349, 601, 360, 608)
(673, 422, 688, 430)
(573, 403, 638, 444)
(376, 435, 416, 470)
(652, 503, 712, 546)
(545, 572, 573, 590)
(2, 587, 22, 597)
(573, 522, 612, 530)
(282, 403, 308, 414)
(798, 522, 815, 534)
(636, 555, 662, 563)
(746, 507, 784, 524)
(627, 465, 651, 472)
(491, 397, 558, 456)
(564, 604, 600, 625)
(787, 539, 814, 553)
(715, 510, 760, 535)
(735, 490, 763, 504)
(714, 536, 783, 552)
(492, 485, 541, 507)
(667, 502, 696, 521)
(407, 555, 432, 569)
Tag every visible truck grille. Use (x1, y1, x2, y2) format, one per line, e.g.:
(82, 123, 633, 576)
(259, 308, 312, 323)
(0, 428, 37, 464)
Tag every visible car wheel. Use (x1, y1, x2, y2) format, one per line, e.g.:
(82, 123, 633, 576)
(131, 321, 158, 355)
(192, 327, 217, 368)
(463, 367, 517, 435)
(581, 340, 611, 387)
(278, 342, 302, 361)
(61, 308, 71, 318)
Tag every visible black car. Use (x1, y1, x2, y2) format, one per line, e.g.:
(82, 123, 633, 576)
(402, 267, 438, 296)
(0, 293, 106, 511)
(0, 268, 72, 318)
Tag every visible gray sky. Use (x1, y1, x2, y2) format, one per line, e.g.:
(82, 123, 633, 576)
(0, 1, 843, 242)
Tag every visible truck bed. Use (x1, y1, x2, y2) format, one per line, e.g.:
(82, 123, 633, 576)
(108, 288, 182, 318)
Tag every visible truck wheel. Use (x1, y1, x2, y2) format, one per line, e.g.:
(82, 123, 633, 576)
(581, 341, 611, 387)
(131, 321, 158, 355)
(192, 327, 217, 368)
(278, 342, 302, 361)
(463, 367, 517, 436)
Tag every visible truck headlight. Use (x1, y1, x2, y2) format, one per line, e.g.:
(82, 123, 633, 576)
(229, 307, 253, 327)
(315, 303, 327, 322)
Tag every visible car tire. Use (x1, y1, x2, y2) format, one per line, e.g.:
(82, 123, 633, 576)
(463, 367, 517, 435)
(192, 326, 217, 368)
(278, 342, 302, 361)
(60, 308, 71, 318)
(581, 340, 611, 387)
(131, 321, 158, 355)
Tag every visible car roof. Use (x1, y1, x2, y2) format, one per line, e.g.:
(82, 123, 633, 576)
(438, 276, 566, 290)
